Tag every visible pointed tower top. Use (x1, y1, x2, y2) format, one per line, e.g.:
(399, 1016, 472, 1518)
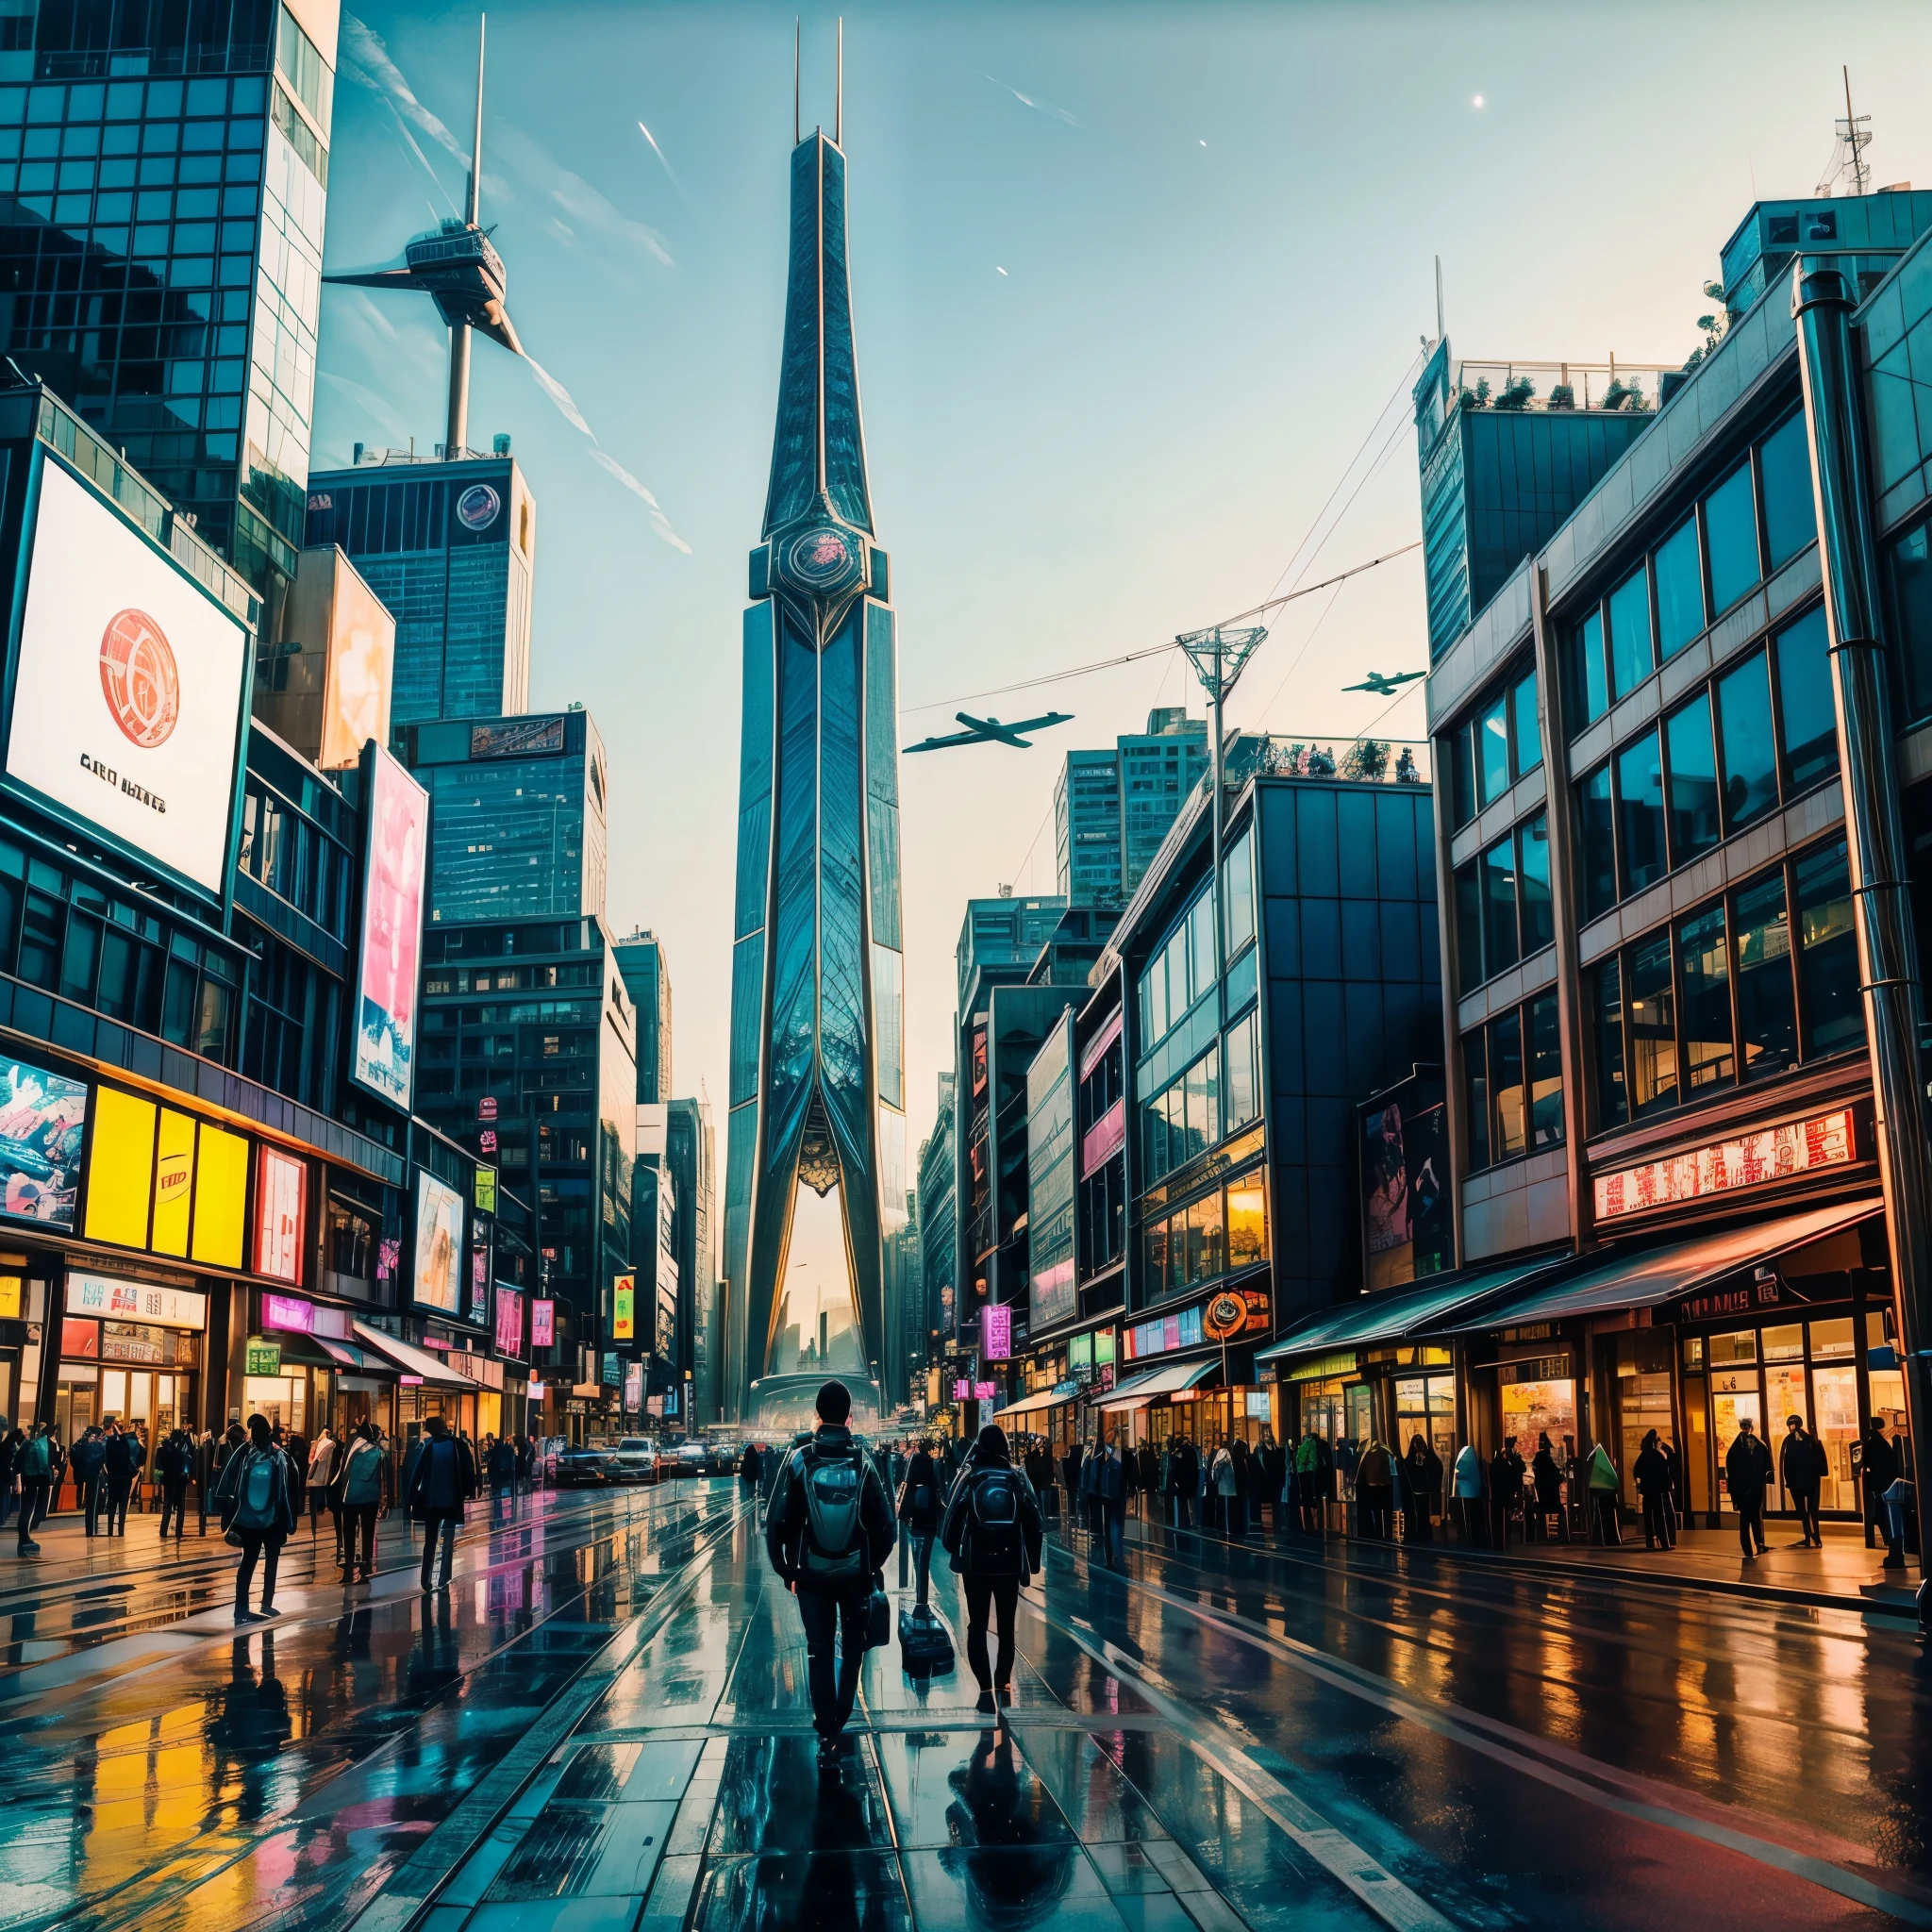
(467, 14, 485, 226)
(762, 129, 873, 541)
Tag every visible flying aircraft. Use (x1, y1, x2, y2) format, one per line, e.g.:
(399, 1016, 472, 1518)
(904, 710, 1074, 754)
(1341, 669, 1425, 696)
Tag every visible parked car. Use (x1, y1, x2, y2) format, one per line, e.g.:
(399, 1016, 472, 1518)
(608, 1438, 663, 1484)
(555, 1444, 615, 1488)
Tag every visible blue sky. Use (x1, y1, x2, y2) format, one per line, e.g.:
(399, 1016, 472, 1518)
(316, 0, 1932, 1162)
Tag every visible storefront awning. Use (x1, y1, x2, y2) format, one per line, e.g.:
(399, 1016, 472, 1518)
(1100, 1358, 1218, 1411)
(991, 1387, 1073, 1423)
(320, 1338, 393, 1377)
(352, 1321, 479, 1390)
(1254, 1252, 1571, 1364)
(1442, 1198, 1881, 1332)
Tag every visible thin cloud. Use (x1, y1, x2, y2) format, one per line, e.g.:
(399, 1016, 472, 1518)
(493, 122, 673, 270)
(320, 371, 411, 445)
(984, 74, 1080, 127)
(524, 352, 594, 438)
(342, 14, 469, 164)
(589, 449, 691, 555)
(638, 119, 698, 218)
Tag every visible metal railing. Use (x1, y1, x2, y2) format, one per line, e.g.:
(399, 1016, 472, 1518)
(1451, 358, 1681, 415)
(1226, 733, 1431, 787)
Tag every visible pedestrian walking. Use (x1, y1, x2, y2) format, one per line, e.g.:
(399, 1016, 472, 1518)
(1170, 1436, 1199, 1530)
(1530, 1433, 1569, 1541)
(1356, 1437, 1394, 1540)
(155, 1428, 192, 1540)
(941, 1423, 1043, 1724)
(1861, 1419, 1905, 1568)
(1403, 1435, 1442, 1541)
(1209, 1437, 1243, 1541)
(71, 1424, 107, 1535)
(281, 1424, 308, 1523)
(194, 1428, 218, 1535)
(1138, 1440, 1160, 1518)
(307, 1429, 339, 1541)
(1292, 1427, 1323, 1536)
(1257, 1431, 1287, 1537)
(1779, 1415, 1826, 1548)
(406, 1416, 476, 1591)
(1725, 1418, 1774, 1558)
(101, 1420, 142, 1535)
(212, 1415, 296, 1624)
(1062, 1438, 1085, 1524)
(739, 1440, 764, 1521)
(336, 1422, 389, 1582)
(1488, 1437, 1525, 1551)
(1635, 1430, 1674, 1549)
(896, 1438, 943, 1607)
(485, 1435, 517, 1518)
(763, 1380, 895, 1763)
(1586, 1442, 1623, 1545)
(12, 1420, 52, 1556)
(1452, 1441, 1484, 1542)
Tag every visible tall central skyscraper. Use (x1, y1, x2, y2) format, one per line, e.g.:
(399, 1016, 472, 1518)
(724, 119, 905, 1422)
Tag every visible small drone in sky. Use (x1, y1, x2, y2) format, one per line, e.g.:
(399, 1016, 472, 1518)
(1341, 669, 1425, 696)
(904, 709, 1074, 754)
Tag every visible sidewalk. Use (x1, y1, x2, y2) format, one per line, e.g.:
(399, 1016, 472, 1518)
(1124, 1507, 1925, 1618)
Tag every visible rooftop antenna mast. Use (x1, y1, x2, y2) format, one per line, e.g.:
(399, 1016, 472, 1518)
(445, 13, 485, 458)
(1818, 64, 1872, 198)
(1434, 255, 1444, 344)
(793, 17, 800, 145)
(836, 16, 842, 146)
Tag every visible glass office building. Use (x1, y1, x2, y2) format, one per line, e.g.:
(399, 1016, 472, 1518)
(393, 708, 607, 930)
(304, 450, 536, 725)
(613, 930, 672, 1103)
(1056, 710, 1210, 911)
(0, 0, 339, 600)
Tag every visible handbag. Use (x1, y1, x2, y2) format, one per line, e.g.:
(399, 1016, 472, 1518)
(865, 1585, 890, 1650)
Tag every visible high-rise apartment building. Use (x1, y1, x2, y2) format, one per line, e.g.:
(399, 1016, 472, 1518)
(393, 708, 607, 929)
(614, 930, 672, 1104)
(1054, 709, 1208, 909)
(0, 1, 340, 601)
(303, 448, 536, 725)
(666, 1094, 716, 1418)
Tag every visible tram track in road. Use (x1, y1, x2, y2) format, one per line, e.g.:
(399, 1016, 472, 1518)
(6, 1490, 750, 1932)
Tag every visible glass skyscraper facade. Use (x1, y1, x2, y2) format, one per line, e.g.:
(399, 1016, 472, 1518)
(0, 0, 337, 599)
(613, 930, 672, 1103)
(724, 125, 904, 1420)
(1055, 708, 1209, 910)
(393, 709, 607, 930)
(303, 450, 535, 724)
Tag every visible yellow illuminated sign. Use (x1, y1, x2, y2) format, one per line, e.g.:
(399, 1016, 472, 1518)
(85, 1087, 155, 1248)
(0, 1275, 20, 1320)
(150, 1108, 197, 1257)
(191, 1124, 247, 1270)
(613, 1274, 635, 1342)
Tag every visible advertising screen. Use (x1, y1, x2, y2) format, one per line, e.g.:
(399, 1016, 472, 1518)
(318, 557, 395, 770)
(495, 1286, 525, 1360)
(352, 746, 429, 1109)
(411, 1169, 464, 1315)
(1359, 1074, 1452, 1292)
(613, 1273, 635, 1342)
(0, 1054, 87, 1228)
(981, 1303, 1011, 1361)
(532, 1298, 555, 1348)
(624, 1359, 644, 1411)
(6, 457, 246, 893)
(254, 1146, 306, 1283)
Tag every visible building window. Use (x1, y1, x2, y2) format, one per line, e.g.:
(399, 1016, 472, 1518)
(1141, 1165, 1266, 1299)
(1654, 512, 1705, 660)
(1511, 668, 1541, 776)
(1758, 411, 1817, 570)
(1491, 1006, 1524, 1160)
(1795, 841, 1862, 1058)
(1463, 1021, 1491, 1172)
(1479, 835, 1518, 978)
(1775, 606, 1837, 791)
(1577, 762, 1615, 921)
(1615, 730, 1666, 896)
(1517, 812, 1553, 955)
(1224, 827, 1256, 958)
(1527, 991, 1562, 1147)
(1705, 458, 1761, 615)
(1607, 558, 1653, 699)
(1455, 809, 1553, 991)
(1448, 661, 1540, 827)
(1717, 650, 1778, 831)
(1627, 932, 1677, 1115)
(1677, 904, 1733, 1092)
(1594, 956, 1627, 1128)
(1575, 607, 1609, 724)
(1735, 871, 1796, 1077)
(1462, 991, 1563, 1172)
(1664, 691, 1720, 864)
(1224, 1008, 1260, 1132)
(1477, 686, 1510, 806)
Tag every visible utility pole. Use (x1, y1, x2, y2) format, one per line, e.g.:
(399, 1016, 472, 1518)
(1175, 625, 1268, 1033)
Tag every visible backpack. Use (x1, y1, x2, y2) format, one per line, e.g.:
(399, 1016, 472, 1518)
(231, 1450, 280, 1529)
(19, 1434, 48, 1480)
(968, 1466, 1024, 1575)
(798, 1443, 867, 1582)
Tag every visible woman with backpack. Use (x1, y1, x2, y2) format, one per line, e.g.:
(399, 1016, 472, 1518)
(941, 1424, 1044, 1720)
(212, 1415, 296, 1624)
(897, 1438, 944, 1607)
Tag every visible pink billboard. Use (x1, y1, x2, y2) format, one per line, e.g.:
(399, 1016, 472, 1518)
(495, 1286, 525, 1360)
(351, 745, 428, 1109)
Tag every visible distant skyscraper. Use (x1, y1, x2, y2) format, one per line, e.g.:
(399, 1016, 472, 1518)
(614, 932, 673, 1103)
(1054, 708, 1209, 908)
(0, 0, 341, 600)
(724, 117, 905, 1420)
(304, 449, 536, 725)
(395, 708, 607, 927)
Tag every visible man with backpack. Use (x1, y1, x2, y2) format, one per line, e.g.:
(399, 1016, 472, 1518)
(212, 1415, 296, 1623)
(763, 1380, 895, 1762)
(941, 1424, 1044, 1720)
(102, 1421, 143, 1536)
(70, 1424, 107, 1535)
(896, 1438, 944, 1607)
(12, 1421, 53, 1556)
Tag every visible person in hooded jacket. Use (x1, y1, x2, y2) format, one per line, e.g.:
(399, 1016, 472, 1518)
(1634, 1430, 1674, 1549)
(941, 1424, 1043, 1721)
(897, 1438, 944, 1607)
(212, 1414, 296, 1624)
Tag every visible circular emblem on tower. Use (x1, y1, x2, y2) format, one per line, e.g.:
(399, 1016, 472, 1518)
(782, 523, 862, 593)
(98, 608, 179, 748)
(456, 482, 502, 532)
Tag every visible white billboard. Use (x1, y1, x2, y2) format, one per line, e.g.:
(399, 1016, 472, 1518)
(6, 458, 247, 894)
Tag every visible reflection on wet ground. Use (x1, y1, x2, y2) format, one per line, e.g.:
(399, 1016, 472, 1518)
(10, 1486, 1932, 1931)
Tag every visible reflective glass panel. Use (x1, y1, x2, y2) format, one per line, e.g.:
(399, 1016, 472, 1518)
(1477, 689, 1510, 806)
(1225, 1170, 1267, 1269)
(1577, 762, 1616, 921)
(1607, 561, 1654, 697)
(1718, 650, 1779, 831)
(1615, 730, 1666, 896)
(1665, 691, 1721, 864)
(1491, 1007, 1525, 1160)
(1706, 459, 1761, 613)
(1628, 932, 1678, 1115)
(1775, 606, 1838, 792)
(1464, 1026, 1491, 1171)
(1677, 904, 1733, 1092)
(1795, 841, 1864, 1057)
(1576, 608, 1609, 724)
(1734, 870, 1796, 1078)
(1511, 670, 1541, 775)
(1594, 957, 1627, 1128)
(1480, 836, 1519, 977)
(1527, 991, 1562, 1148)
(1759, 411, 1817, 569)
(1517, 813, 1553, 955)
(1654, 513, 1705, 658)
(1454, 860, 1485, 991)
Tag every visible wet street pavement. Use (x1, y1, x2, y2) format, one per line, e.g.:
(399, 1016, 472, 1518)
(6, 1484, 1932, 1931)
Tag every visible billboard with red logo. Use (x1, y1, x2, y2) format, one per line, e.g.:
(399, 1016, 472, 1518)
(4, 453, 247, 895)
